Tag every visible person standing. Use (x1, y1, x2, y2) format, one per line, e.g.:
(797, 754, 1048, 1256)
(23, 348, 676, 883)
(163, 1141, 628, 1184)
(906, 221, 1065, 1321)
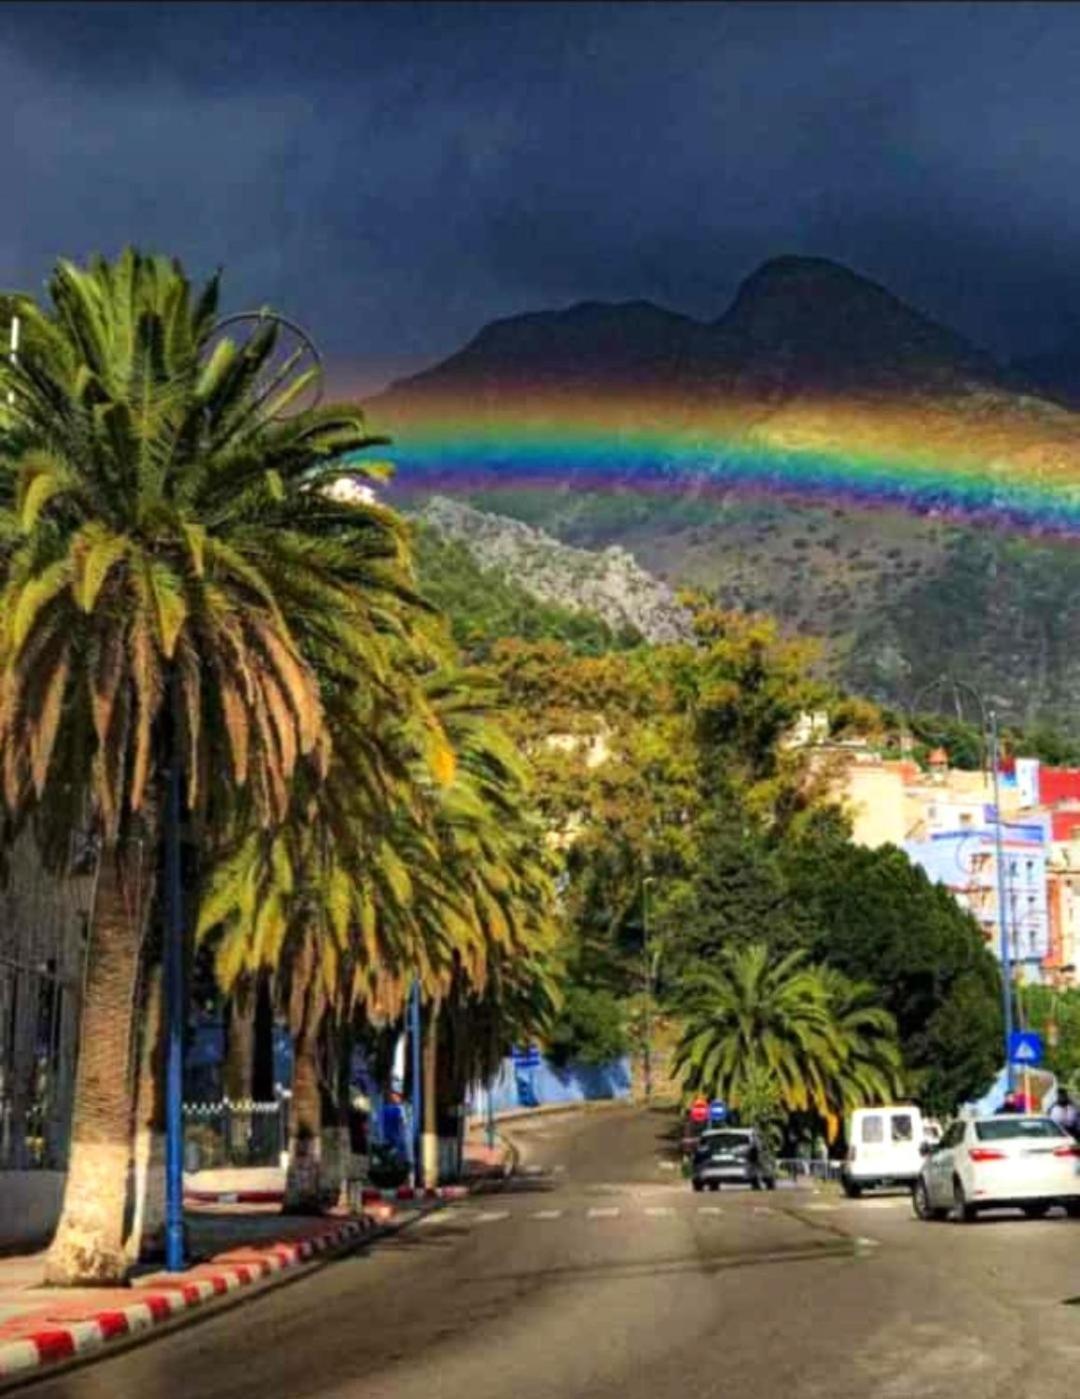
(1049, 1088, 1079, 1136)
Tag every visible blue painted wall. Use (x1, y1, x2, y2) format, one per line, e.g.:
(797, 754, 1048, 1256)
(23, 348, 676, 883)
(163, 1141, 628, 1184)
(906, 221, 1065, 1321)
(468, 1055, 633, 1116)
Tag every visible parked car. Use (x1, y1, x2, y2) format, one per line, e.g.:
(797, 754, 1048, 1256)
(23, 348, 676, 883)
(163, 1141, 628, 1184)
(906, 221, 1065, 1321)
(912, 1115, 1080, 1222)
(841, 1104, 928, 1196)
(691, 1127, 776, 1192)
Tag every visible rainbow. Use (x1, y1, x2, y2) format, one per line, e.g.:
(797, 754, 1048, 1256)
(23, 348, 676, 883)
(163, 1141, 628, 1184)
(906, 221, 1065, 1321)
(358, 390, 1080, 539)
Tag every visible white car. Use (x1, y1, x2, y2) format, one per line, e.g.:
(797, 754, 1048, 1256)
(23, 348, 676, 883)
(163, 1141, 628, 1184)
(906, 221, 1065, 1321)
(841, 1105, 929, 1196)
(913, 1115, 1080, 1222)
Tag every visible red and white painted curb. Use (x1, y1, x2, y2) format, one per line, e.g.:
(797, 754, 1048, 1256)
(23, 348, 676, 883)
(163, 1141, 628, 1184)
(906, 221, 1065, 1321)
(0, 1216, 381, 1385)
(184, 1183, 471, 1208)
(0, 1171, 502, 1386)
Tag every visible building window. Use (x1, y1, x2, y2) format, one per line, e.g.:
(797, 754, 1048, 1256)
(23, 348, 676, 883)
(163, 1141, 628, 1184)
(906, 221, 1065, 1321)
(1026, 860, 1035, 883)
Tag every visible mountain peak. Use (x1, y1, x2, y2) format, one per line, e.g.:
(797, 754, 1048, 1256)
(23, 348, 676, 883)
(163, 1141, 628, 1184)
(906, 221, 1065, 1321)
(717, 255, 1004, 391)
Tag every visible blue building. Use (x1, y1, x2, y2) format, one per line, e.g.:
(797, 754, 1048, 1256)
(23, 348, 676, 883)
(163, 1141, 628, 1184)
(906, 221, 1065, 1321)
(905, 811, 1050, 983)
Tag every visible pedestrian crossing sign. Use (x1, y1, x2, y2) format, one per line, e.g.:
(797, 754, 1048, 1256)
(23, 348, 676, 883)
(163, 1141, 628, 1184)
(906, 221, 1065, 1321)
(1008, 1031, 1044, 1066)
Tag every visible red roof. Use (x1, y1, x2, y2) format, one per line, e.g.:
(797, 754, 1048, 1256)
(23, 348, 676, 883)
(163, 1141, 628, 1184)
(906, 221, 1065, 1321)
(1052, 810, 1080, 842)
(1041, 768, 1080, 806)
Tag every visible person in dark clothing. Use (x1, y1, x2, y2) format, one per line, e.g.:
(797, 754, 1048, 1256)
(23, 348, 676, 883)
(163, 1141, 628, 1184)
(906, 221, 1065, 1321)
(997, 1090, 1023, 1114)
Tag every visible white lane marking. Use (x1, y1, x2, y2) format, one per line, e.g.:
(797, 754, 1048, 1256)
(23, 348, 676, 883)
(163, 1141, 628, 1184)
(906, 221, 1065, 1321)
(659, 1161, 677, 1171)
(553, 1165, 566, 1174)
(697, 1205, 723, 1216)
(644, 1206, 674, 1217)
(805, 1203, 837, 1212)
(861, 1199, 906, 1210)
(588, 1206, 620, 1219)
(854, 1236, 881, 1248)
(530, 1209, 563, 1220)
(753, 1206, 776, 1215)
(474, 1210, 510, 1223)
(523, 1165, 545, 1176)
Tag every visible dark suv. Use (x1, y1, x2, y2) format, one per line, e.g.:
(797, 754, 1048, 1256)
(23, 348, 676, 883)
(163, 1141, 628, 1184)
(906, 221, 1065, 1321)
(691, 1127, 777, 1192)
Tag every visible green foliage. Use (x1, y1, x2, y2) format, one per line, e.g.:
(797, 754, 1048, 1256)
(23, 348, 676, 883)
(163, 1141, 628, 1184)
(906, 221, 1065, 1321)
(546, 985, 629, 1067)
(781, 828, 1003, 1114)
(1016, 986, 1080, 1092)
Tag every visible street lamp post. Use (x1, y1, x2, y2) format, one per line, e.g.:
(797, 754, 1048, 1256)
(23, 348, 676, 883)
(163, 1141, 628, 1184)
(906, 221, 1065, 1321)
(642, 873, 655, 1103)
(986, 706, 1015, 1092)
(409, 979, 423, 1189)
(911, 679, 1014, 1092)
(164, 674, 188, 1271)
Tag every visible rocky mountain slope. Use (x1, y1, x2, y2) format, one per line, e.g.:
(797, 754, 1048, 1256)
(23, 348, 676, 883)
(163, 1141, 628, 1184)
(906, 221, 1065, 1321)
(369, 256, 1080, 733)
(418, 496, 693, 644)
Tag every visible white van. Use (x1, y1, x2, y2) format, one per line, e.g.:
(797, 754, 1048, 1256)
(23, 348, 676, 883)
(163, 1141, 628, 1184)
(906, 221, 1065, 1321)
(842, 1105, 929, 1196)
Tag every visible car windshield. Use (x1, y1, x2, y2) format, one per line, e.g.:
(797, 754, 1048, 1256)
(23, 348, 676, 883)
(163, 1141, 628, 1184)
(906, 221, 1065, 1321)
(701, 1132, 751, 1150)
(974, 1118, 1067, 1141)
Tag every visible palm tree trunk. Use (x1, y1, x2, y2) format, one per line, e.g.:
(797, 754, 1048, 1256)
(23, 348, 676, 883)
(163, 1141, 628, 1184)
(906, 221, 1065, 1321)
(422, 999, 440, 1187)
(283, 978, 324, 1214)
(45, 841, 148, 1285)
(126, 962, 165, 1264)
(224, 979, 256, 1157)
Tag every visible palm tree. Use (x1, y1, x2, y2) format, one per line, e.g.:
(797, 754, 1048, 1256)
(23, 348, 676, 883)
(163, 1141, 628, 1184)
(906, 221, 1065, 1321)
(0, 249, 428, 1282)
(197, 666, 560, 1200)
(672, 944, 903, 1140)
(816, 966, 905, 1129)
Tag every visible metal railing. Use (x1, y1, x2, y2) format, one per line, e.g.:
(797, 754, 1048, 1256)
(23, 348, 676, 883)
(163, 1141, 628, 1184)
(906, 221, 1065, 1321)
(182, 1099, 288, 1172)
(1, 831, 96, 1170)
(774, 1157, 843, 1184)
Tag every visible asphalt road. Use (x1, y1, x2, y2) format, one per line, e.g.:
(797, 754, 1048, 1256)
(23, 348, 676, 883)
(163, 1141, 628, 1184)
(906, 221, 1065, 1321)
(23, 1104, 1080, 1399)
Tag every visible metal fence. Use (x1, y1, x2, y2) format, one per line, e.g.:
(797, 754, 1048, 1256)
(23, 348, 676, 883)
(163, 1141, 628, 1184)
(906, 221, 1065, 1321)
(182, 1099, 289, 1172)
(774, 1157, 844, 1184)
(0, 832, 96, 1170)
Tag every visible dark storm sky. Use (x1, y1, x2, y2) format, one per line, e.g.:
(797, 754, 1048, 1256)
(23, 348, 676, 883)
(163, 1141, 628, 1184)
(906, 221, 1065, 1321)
(4, 1, 1080, 392)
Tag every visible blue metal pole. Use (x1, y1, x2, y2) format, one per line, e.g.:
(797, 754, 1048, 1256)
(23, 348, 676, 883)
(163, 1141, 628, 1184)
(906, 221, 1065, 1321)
(410, 980, 423, 1189)
(164, 675, 187, 1271)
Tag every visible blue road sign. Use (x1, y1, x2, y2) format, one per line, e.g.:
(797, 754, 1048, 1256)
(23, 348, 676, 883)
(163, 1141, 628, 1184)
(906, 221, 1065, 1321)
(1009, 1030, 1044, 1067)
(708, 1099, 727, 1123)
(512, 1045, 542, 1069)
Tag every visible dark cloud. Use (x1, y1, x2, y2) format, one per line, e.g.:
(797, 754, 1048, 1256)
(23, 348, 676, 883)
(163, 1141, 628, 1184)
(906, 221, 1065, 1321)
(3, 1, 1080, 390)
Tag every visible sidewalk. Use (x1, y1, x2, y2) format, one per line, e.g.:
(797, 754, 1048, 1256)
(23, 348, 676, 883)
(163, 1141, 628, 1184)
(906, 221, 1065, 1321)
(0, 1206, 394, 1386)
(0, 1130, 515, 1388)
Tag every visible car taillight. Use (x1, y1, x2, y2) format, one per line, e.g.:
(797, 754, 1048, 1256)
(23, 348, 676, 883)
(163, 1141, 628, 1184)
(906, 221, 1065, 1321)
(1053, 1144, 1080, 1157)
(968, 1148, 1006, 1162)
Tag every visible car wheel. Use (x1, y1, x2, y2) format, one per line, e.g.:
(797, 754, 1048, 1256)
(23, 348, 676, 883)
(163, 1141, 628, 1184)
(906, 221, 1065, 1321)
(841, 1177, 862, 1199)
(764, 1176, 777, 1192)
(1065, 1200, 1080, 1218)
(709, 1182, 720, 1192)
(952, 1177, 976, 1223)
(912, 1177, 946, 1222)
(750, 1175, 762, 1191)
(1022, 1202, 1050, 1219)
(691, 1179, 704, 1193)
